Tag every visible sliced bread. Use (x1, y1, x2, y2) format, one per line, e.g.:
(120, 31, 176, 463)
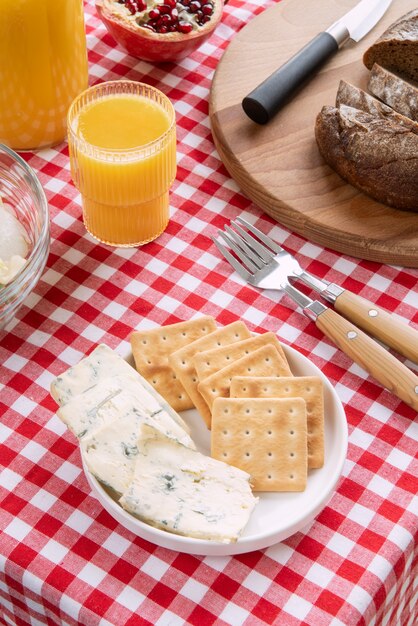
(363, 9, 418, 82)
(315, 104, 418, 212)
(368, 64, 418, 122)
(336, 79, 418, 132)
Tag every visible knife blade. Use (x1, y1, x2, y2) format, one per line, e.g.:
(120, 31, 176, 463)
(242, 0, 393, 125)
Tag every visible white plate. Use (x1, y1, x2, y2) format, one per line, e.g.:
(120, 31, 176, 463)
(83, 344, 348, 556)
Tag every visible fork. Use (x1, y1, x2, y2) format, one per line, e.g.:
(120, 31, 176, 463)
(213, 219, 418, 411)
(228, 218, 418, 365)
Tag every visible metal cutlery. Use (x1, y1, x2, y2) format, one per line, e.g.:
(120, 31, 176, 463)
(228, 218, 418, 365)
(212, 219, 418, 411)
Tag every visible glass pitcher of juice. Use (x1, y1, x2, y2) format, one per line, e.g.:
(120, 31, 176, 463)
(0, 0, 88, 152)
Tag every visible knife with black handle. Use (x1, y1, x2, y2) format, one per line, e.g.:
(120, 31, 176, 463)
(242, 0, 392, 125)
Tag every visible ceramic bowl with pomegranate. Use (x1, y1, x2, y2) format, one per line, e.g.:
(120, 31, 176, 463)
(96, 0, 226, 62)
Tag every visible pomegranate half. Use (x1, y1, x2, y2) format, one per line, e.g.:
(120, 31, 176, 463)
(96, 0, 226, 62)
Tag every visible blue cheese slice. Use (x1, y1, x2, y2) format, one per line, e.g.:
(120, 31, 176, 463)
(51, 344, 189, 433)
(56, 375, 134, 439)
(50, 344, 135, 406)
(81, 411, 190, 495)
(57, 375, 195, 448)
(119, 426, 258, 543)
(81, 414, 148, 495)
(78, 389, 195, 494)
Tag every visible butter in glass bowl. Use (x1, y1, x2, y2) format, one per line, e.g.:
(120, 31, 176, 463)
(0, 145, 50, 330)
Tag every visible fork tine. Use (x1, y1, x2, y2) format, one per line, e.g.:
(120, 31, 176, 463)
(218, 229, 261, 273)
(232, 222, 274, 263)
(235, 217, 283, 254)
(211, 236, 252, 282)
(231, 222, 275, 263)
(223, 226, 265, 270)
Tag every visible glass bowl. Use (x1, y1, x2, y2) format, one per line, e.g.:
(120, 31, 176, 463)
(0, 145, 50, 330)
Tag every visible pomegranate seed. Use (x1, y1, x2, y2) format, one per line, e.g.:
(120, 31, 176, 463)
(137, 0, 214, 36)
(159, 14, 171, 24)
(125, 0, 138, 14)
(177, 20, 193, 33)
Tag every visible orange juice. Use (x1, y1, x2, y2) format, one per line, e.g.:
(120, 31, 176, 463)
(68, 82, 176, 247)
(0, 0, 88, 151)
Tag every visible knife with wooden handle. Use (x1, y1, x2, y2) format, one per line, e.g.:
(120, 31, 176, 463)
(315, 307, 418, 411)
(330, 290, 418, 365)
(293, 277, 418, 365)
(242, 0, 393, 124)
(282, 283, 418, 411)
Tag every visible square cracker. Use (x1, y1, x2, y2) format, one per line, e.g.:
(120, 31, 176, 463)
(211, 397, 307, 491)
(130, 316, 217, 412)
(230, 376, 324, 469)
(168, 321, 251, 428)
(198, 344, 288, 417)
(193, 332, 292, 380)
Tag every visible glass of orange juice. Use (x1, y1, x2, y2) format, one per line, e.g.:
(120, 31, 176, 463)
(67, 81, 177, 247)
(0, 0, 88, 151)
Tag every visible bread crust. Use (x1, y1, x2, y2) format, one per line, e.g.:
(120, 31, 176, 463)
(363, 9, 418, 82)
(368, 64, 418, 122)
(315, 105, 418, 212)
(336, 79, 418, 132)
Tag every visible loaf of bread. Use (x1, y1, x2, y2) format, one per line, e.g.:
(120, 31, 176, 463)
(368, 64, 418, 122)
(315, 105, 418, 212)
(336, 79, 418, 132)
(363, 9, 418, 82)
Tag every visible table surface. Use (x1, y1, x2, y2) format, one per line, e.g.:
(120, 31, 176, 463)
(1, 1, 418, 625)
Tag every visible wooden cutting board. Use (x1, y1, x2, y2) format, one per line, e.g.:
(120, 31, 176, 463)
(209, 0, 418, 267)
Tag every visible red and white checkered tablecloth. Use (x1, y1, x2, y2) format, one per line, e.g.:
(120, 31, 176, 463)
(1, 1, 418, 625)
